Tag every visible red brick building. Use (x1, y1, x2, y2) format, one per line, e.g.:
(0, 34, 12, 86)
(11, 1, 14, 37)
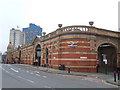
(7, 25, 120, 73)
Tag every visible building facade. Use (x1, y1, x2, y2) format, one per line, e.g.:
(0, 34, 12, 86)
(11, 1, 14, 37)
(118, 2, 120, 32)
(9, 28, 24, 48)
(2, 52, 7, 63)
(6, 42, 13, 63)
(7, 25, 120, 73)
(0, 52, 2, 63)
(23, 23, 42, 44)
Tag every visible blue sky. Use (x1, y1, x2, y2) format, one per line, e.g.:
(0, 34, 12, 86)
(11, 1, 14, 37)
(0, 0, 119, 53)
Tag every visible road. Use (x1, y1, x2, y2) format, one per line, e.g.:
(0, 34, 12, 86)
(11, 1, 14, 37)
(0, 64, 118, 88)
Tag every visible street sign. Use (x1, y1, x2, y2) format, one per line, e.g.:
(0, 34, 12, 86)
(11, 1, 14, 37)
(80, 57, 87, 59)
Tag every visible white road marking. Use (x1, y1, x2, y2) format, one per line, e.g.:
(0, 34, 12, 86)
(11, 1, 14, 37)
(26, 79, 34, 83)
(44, 86, 51, 88)
(9, 73, 14, 75)
(10, 68, 19, 72)
(43, 76, 47, 78)
(0, 66, 5, 70)
(5, 70, 10, 73)
(0, 67, 6, 71)
(3, 69, 14, 75)
(18, 76, 35, 83)
(7, 64, 11, 66)
(1, 67, 14, 75)
(82, 77, 102, 83)
(36, 74, 40, 76)
(18, 76, 23, 79)
(34, 71, 39, 73)
(26, 71, 29, 73)
(103, 80, 119, 88)
(1, 68, 5, 71)
(30, 72, 34, 74)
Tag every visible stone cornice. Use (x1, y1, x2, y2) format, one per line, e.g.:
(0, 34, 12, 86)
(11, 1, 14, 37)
(40, 25, 120, 42)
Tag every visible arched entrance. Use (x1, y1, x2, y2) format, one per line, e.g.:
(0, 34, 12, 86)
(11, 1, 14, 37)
(46, 48, 49, 64)
(35, 44, 41, 66)
(98, 43, 117, 73)
(18, 50, 21, 64)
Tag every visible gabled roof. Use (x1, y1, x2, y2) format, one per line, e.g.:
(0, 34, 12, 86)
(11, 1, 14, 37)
(32, 35, 41, 44)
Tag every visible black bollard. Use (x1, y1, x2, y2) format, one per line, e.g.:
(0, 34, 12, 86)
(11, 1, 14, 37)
(114, 72, 116, 82)
(118, 72, 120, 80)
(68, 67, 70, 73)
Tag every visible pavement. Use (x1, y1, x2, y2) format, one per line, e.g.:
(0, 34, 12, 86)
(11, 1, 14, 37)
(22, 64, 120, 87)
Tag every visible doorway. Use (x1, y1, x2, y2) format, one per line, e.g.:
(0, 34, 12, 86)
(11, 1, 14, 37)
(18, 50, 21, 64)
(35, 44, 41, 66)
(98, 43, 117, 73)
(46, 48, 49, 64)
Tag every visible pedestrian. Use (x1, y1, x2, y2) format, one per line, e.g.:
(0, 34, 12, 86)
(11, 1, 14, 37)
(35, 58, 39, 66)
(96, 60, 99, 73)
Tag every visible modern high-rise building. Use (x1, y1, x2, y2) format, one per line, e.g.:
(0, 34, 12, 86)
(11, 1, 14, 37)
(9, 28, 24, 48)
(23, 23, 42, 44)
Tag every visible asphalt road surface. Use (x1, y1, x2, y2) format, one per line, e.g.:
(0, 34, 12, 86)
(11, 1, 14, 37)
(1, 64, 118, 88)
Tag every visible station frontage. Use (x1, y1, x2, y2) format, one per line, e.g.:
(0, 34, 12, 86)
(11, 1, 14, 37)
(7, 25, 120, 73)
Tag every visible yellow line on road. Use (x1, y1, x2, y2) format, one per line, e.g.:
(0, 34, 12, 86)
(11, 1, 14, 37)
(102, 80, 119, 88)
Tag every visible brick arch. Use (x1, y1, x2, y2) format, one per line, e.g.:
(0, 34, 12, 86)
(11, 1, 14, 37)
(34, 43, 41, 49)
(34, 43, 42, 56)
(34, 43, 42, 66)
(96, 41, 118, 73)
(96, 41, 118, 52)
